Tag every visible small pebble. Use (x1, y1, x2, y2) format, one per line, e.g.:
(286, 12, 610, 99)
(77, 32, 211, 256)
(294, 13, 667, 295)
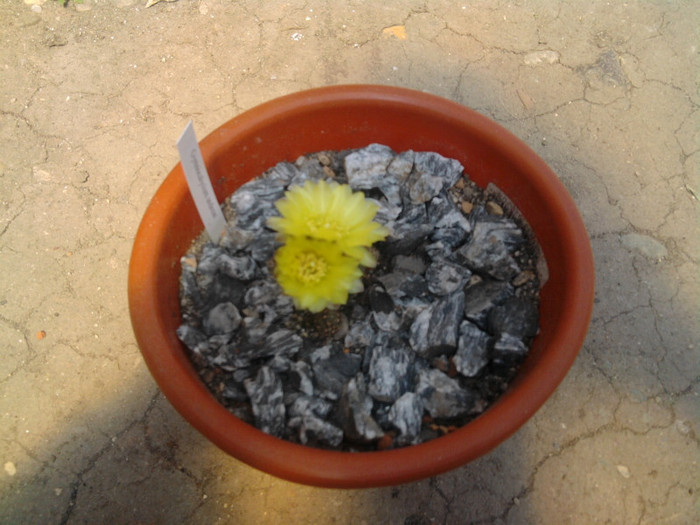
(485, 201, 504, 215)
(512, 270, 535, 287)
(616, 465, 631, 478)
(4, 462, 16, 476)
(675, 419, 691, 435)
(460, 201, 474, 214)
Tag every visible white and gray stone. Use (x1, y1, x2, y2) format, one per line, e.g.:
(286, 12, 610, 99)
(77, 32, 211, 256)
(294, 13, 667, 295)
(339, 373, 384, 443)
(388, 392, 424, 445)
(416, 368, 476, 419)
(453, 321, 491, 377)
(367, 335, 414, 403)
(409, 291, 465, 359)
(244, 366, 286, 437)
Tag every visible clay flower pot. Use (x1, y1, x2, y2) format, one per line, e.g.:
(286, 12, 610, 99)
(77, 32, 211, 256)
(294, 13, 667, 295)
(128, 85, 594, 488)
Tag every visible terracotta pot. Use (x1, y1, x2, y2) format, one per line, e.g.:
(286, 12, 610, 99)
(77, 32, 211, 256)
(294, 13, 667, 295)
(128, 85, 594, 488)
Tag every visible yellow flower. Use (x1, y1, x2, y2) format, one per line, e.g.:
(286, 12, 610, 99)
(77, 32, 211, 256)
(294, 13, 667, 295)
(268, 180, 389, 267)
(274, 237, 364, 313)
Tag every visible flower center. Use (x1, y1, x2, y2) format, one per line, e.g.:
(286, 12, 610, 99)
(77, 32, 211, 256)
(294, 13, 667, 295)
(295, 251, 328, 284)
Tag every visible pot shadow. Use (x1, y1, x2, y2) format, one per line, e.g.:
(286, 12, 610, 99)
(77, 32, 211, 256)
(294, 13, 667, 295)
(0, 362, 535, 524)
(0, 348, 531, 524)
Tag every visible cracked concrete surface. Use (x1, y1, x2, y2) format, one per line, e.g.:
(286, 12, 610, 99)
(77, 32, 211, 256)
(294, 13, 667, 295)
(1, 0, 698, 523)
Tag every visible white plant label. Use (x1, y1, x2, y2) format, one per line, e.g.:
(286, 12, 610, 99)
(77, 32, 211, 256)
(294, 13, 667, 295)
(177, 121, 226, 243)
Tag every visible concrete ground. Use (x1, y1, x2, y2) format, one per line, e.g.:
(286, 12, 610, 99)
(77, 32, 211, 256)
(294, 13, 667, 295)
(1, 0, 698, 523)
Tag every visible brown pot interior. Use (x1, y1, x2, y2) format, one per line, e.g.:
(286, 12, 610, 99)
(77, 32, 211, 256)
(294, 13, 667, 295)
(128, 85, 594, 488)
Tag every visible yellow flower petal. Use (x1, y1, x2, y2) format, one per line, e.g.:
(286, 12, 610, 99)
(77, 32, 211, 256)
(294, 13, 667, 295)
(274, 237, 364, 313)
(268, 180, 388, 261)
(268, 180, 388, 311)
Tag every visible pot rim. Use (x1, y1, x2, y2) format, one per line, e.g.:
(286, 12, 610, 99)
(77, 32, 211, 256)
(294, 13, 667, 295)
(128, 85, 595, 488)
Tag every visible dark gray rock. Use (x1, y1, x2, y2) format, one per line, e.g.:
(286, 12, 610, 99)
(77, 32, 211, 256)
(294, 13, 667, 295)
(345, 143, 395, 190)
(370, 401, 393, 430)
(202, 302, 242, 336)
(288, 394, 333, 419)
(457, 220, 522, 281)
(409, 291, 465, 359)
(263, 328, 303, 359)
(370, 197, 402, 229)
(219, 228, 255, 252)
(311, 346, 363, 400)
(385, 223, 433, 255)
(221, 374, 250, 402)
(176, 324, 207, 351)
(463, 278, 513, 328)
(196, 244, 225, 275)
(425, 260, 472, 296)
(427, 194, 471, 232)
(407, 306, 433, 357)
(400, 201, 429, 224)
(267, 354, 293, 373)
(242, 315, 267, 344)
(200, 272, 247, 311)
(288, 168, 322, 188)
(367, 284, 394, 313)
(392, 254, 426, 274)
(248, 232, 280, 262)
(244, 280, 294, 320)
(416, 368, 476, 419)
(368, 335, 414, 403)
(387, 149, 414, 181)
(217, 253, 257, 281)
(179, 258, 201, 305)
(424, 240, 452, 261)
(349, 303, 370, 322)
(413, 151, 463, 188)
(294, 154, 329, 181)
(199, 338, 247, 370)
(479, 217, 524, 247)
(244, 366, 286, 437)
(286, 361, 315, 396)
(344, 144, 402, 207)
(377, 272, 429, 303)
(297, 415, 344, 448)
(378, 178, 402, 208)
(245, 280, 282, 307)
(372, 310, 405, 332)
(487, 297, 539, 339)
(207, 341, 242, 371)
(454, 321, 491, 377)
(430, 226, 469, 250)
(265, 161, 301, 183)
(239, 327, 303, 361)
(229, 177, 286, 231)
(339, 373, 384, 443)
(388, 392, 424, 445)
(196, 245, 258, 288)
(407, 170, 444, 204)
(344, 320, 376, 350)
(492, 333, 529, 367)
